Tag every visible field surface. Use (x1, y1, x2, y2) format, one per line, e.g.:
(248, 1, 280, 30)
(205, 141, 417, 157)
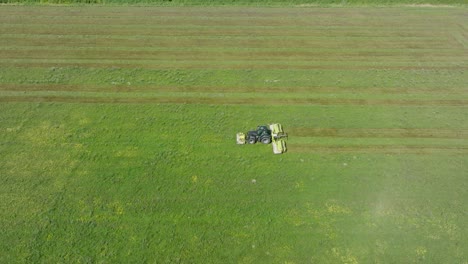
(0, 5, 467, 263)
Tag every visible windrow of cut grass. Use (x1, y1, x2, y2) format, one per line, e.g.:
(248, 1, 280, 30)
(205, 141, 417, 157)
(0, 0, 467, 6)
(0, 5, 467, 263)
(1, 67, 466, 89)
(0, 6, 465, 71)
(1, 83, 467, 96)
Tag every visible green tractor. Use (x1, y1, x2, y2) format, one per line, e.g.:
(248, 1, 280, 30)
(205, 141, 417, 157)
(236, 123, 288, 154)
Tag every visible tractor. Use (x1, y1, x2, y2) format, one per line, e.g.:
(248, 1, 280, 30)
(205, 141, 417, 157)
(236, 123, 288, 154)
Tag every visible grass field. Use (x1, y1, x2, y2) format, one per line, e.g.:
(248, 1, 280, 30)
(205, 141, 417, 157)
(1, 0, 466, 6)
(0, 5, 467, 263)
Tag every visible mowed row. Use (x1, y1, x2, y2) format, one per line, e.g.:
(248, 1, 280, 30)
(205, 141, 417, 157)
(0, 6, 467, 154)
(0, 6, 466, 68)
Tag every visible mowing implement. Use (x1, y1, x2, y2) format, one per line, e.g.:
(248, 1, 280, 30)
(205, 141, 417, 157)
(236, 123, 288, 154)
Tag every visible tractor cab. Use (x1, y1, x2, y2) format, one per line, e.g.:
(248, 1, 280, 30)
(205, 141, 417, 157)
(247, 126, 271, 144)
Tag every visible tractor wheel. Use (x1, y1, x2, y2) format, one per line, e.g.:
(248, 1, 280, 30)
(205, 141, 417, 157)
(261, 136, 271, 144)
(248, 137, 257, 144)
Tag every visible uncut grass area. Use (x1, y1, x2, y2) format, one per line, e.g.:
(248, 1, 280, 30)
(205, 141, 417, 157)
(1, 6, 467, 263)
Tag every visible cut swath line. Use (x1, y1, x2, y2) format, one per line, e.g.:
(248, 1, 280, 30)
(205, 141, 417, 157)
(0, 26, 456, 38)
(289, 128, 468, 139)
(2, 84, 467, 95)
(1, 95, 467, 107)
(0, 61, 464, 70)
(0, 49, 462, 61)
(289, 144, 468, 154)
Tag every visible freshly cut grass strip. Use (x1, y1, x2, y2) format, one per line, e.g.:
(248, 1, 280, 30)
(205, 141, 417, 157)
(289, 128, 468, 139)
(1, 95, 467, 106)
(289, 144, 468, 154)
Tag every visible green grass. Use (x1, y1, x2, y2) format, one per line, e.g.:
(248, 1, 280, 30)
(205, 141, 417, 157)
(1, 103, 467, 263)
(0, 5, 467, 263)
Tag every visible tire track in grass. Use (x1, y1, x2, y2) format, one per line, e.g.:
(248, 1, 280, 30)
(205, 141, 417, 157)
(1, 95, 467, 107)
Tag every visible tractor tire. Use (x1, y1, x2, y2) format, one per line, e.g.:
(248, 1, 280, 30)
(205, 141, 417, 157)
(261, 136, 271, 144)
(248, 137, 257, 144)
